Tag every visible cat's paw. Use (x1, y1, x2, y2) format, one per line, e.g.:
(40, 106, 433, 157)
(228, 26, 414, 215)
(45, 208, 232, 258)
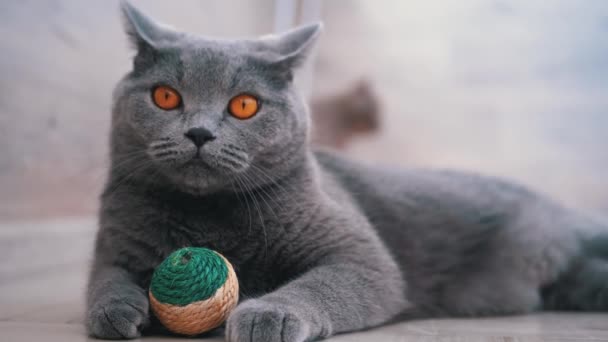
(226, 300, 311, 342)
(87, 293, 150, 339)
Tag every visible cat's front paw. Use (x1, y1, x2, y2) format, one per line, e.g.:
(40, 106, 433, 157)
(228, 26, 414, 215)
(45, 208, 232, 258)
(87, 294, 150, 339)
(226, 300, 311, 342)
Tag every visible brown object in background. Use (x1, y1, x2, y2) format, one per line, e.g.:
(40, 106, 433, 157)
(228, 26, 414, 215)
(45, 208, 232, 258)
(310, 80, 381, 149)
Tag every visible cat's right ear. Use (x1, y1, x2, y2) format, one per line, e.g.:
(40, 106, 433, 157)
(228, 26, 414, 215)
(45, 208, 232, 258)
(120, 1, 177, 57)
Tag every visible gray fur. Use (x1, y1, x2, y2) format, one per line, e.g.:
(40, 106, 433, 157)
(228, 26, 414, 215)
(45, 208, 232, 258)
(86, 2, 608, 341)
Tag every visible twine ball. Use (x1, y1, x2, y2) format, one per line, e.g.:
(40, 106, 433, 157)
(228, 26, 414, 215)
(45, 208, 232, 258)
(149, 247, 239, 335)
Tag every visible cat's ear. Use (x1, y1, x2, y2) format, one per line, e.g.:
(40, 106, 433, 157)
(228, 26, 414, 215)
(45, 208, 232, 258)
(272, 23, 323, 66)
(120, 0, 177, 50)
(260, 23, 323, 81)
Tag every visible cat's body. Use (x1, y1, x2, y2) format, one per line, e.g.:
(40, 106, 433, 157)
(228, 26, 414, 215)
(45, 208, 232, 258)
(87, 2, 608, 341)
(319, 151, 607, 315)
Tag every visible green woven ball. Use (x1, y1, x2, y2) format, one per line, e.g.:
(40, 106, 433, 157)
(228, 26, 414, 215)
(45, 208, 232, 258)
(149, 247, 239, 335)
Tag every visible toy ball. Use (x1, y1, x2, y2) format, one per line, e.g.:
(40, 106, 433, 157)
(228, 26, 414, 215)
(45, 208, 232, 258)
(149, 247, 239, 335)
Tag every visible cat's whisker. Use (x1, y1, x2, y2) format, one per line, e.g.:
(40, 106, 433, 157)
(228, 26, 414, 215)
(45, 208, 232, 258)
(220, 149, 249, 163)
(237, 166, 294, 215)
(111, 152, 149, 168)
(240, 172, 283, 226)
(110, 154, 150, 178)
(103, 158, 157, 202)
(214, 158, 290, 216)
(228, 180, 249, 232)
(149, 140, 178, 149)
(248, 164, 290, 193)
(111, 150, 149, 166)
(248, 164, 300, 205)
(236, 173, 269, 262)
(232, 175, 254, 234)
(216, 155, 247, 173)
(152, 150, 179, 159)
(218, 158, 276, 234)
(106, 162, 150, 197)
(225, 142, 246, 153)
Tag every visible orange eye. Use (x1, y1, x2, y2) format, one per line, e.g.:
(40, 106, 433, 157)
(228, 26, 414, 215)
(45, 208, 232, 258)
(152, 86, 181, 110)
(228, 94, 259, 119)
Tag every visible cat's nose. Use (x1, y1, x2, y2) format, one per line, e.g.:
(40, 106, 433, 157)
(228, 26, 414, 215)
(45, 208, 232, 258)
(184, 127, 216, 148)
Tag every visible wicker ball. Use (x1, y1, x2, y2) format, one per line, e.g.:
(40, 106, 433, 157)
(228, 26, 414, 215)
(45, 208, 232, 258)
(149, 247, 239, 335)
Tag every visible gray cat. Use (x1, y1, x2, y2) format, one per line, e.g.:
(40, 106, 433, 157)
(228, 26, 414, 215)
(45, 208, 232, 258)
(86, 2, 608, 341)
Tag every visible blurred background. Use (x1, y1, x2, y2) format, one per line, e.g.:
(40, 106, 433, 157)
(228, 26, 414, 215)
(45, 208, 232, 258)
(1, 0, 607, 219)
(1, 0, 608, 335)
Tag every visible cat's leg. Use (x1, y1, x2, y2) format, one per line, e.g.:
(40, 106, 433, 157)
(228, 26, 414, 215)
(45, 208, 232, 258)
(542, 257, 608, 311)
(439, 211, 608, 316)
(434, 208, 583, 317)
(86, 265, 150, 339)
(439, 268, 542, 316)
(227, 264, 408, 342)
(226, 223, 409, 342)
(542, 235, 608, 311)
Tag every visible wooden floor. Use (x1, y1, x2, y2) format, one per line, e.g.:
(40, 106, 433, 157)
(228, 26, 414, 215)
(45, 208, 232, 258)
(1, 218, 607, 342)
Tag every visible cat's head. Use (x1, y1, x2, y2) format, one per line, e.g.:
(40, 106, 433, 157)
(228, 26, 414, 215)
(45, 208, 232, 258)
(111, 1, 321, 194)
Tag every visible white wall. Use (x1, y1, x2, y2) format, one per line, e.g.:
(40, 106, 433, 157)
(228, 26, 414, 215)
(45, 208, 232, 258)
(315, 0, 608, 212)
(0, 0, 274, 218)
(1, 0, 607, 219)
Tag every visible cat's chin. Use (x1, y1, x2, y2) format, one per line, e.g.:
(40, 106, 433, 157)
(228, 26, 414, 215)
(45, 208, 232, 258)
(175, 182, 223, 196)
(159, 162, 236, 196)
(169, 176, 229, 196)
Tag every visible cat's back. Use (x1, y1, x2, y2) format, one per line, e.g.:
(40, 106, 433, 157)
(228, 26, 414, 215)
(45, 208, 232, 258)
(314, 149, 537, 219)
(314, 148, 551, 262)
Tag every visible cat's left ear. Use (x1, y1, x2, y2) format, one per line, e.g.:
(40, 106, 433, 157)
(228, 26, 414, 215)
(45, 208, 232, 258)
(261, 23, 323, 79)
(120, 0, 178, 50)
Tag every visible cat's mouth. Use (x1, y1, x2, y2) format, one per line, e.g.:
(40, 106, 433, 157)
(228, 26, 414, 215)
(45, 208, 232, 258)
(181, 154, 207, 166)
(172, 151, 212, 171)
(165, 147, 250, 178)
(192, 149, 203, 159)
